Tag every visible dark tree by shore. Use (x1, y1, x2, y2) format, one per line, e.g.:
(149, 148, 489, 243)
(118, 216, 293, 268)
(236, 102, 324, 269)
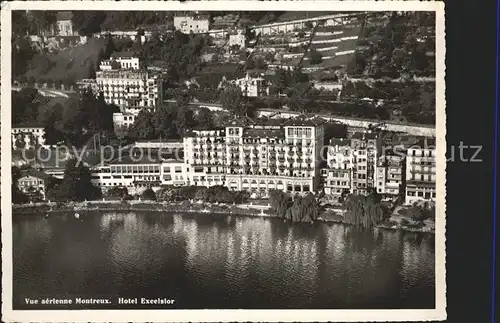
(285, 193, 320, 222)
(269, 190, 319, 223)
(141, 188, 157, 201)
(46, 159, 101, 202)
(12, 166, 29, 204)
(343, 192, 389, 228)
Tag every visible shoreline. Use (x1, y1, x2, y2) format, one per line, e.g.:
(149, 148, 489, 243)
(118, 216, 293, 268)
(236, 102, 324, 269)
(12, 201, 435, 234)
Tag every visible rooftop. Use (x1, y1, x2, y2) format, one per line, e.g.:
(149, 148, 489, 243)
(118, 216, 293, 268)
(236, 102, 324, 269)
(330, 138, 350, 146)
(110, 51, 138, 58)
(12, 121, 44, 129)
(19, 169, 53, 181)
(243, 128, 285, 139)
(108, 154, 183, 165)
(283, 115, 325, 127)
(56, 11, 73, 21)
(351, 132, 378, 140)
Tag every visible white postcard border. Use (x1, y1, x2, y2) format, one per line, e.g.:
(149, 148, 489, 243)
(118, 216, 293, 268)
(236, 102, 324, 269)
(1, 1, 446, 322)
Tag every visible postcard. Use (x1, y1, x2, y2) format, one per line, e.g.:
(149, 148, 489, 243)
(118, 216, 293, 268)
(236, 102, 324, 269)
(1, 1, 446, 321)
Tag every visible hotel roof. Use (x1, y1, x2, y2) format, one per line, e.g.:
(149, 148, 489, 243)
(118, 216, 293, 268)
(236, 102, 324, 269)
(351, 132, 378, 140)
(282, 115, 325, 127)
(12, 121, 44, 129)
(243, 128, 285, 139)
(108, 153, 183, 165)
(19, 169, 53, 181)
(329, 138, 350, 146)
(56, 11, 73, 21)
(111, 51, 138, 58)
(410, 137, 436, 149)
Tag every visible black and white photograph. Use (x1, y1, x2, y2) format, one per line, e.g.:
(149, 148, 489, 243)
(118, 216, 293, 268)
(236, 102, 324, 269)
(1, 1, 446, 322)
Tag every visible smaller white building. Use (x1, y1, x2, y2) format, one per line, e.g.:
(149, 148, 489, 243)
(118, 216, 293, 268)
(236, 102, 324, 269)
(12, 126, 47, 150)
(173, 14, 211, 34)
(90, 156, 188, 192)
(228, 29, 246, 49)
(230, 73, 270, 97)
(113, 112, 136, 136)
(375, 154, 405, 197)
(17, 172, 49, 201)
(54, 11, 78, 37)
(99, 52, 141, 71)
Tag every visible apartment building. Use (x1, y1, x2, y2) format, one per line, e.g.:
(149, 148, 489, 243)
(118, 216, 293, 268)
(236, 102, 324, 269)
(230, 73, 270, 97)
(99, 52, 141, 71)
(12, 125, 47, 150)
(350, 132, 381, 195)
(96, 70, 163, 109)
(405, 137, 436, 204)
(322, 138, 353, 203)
(375, 153, 405, 197)
(323, 132, 381, 202)
(173, 14, 211, 34)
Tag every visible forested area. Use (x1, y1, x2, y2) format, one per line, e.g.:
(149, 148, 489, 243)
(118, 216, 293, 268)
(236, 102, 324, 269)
(347, 12, 436, 78)
(12, 89, 119, 148)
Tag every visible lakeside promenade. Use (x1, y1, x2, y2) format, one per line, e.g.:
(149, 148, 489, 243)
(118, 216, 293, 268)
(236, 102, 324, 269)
(12, 200, 434, 234)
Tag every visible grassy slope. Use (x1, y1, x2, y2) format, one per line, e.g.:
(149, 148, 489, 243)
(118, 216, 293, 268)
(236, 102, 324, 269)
(25, 38, 106, 83)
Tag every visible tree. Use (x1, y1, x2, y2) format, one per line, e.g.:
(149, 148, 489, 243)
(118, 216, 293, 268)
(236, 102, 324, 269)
(219, 85, 243, 115)
(141, 188, 157, 201)
(343, 192, 388, 228)
(194, 107, 214, 130)
(254, 57, 266, 70)
(103, 33, 116, 59)
(210, 54, 219, 64)
(47, 159, 101, 202)
(30, 11, 58, 35)
(128, 109, 156, 140)
(12, 166, 29, 204)
(42, 104, 65, 146)
(269, 190, 291, 219)
(87, 61, 96, 79)
(174, 106, 195, 136)
(285, 193, 319, 222)
(245, 59, 255, 70)
(308, 50, 323, 65)
(71, 11, 106, 36)
(12, 88, 39, 125)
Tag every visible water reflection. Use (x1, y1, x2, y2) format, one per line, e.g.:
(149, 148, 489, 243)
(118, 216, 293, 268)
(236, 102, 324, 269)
(13, 212, 435, 309)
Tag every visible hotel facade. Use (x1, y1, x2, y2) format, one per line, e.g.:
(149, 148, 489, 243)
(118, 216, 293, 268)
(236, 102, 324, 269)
(91, 116, 325, 196)
(184, 116, 325, 196)
(405, 137, 436, 204)
(95, 69, 163, 109)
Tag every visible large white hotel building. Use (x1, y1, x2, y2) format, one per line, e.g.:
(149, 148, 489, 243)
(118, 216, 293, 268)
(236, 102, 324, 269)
(96, 69, 163, 109)
(91, 116, 325, 196)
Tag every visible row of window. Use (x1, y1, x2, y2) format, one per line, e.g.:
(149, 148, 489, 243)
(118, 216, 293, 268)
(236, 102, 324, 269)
(407, 191, 436, 198)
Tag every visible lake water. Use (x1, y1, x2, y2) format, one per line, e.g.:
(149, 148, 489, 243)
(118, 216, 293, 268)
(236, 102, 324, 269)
(13, 211, 435, 309)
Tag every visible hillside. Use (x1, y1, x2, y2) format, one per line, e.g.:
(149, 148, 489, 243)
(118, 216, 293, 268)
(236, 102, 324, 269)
(22, 38, 106, 84)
